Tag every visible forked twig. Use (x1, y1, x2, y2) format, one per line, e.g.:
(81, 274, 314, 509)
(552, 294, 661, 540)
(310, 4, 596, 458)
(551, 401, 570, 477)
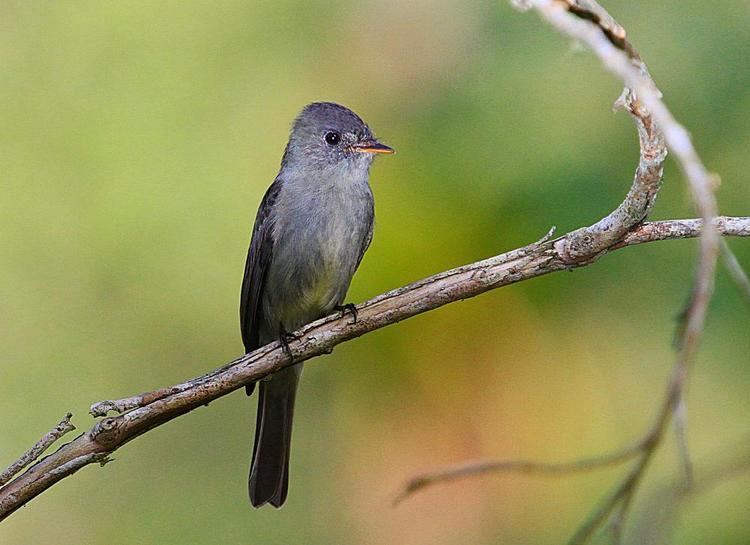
(397, 2, 728, 543)
(0, 414, 75, 488)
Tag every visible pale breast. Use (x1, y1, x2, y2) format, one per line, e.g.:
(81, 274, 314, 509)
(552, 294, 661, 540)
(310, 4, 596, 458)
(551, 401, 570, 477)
(261, 174, 374, 334)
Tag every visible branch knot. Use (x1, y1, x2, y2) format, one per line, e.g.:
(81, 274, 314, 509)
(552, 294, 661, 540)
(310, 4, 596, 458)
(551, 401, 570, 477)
(90, 417, 125, 449)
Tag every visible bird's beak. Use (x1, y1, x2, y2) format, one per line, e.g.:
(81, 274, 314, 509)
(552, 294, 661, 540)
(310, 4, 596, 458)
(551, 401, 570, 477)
(349, 140, 395, 155)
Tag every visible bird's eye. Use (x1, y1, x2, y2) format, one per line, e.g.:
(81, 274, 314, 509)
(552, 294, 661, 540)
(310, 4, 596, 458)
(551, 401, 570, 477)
(324, 131, 341, 145)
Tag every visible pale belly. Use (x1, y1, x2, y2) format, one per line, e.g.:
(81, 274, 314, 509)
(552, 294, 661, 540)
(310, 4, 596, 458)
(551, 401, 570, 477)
(257, 171, 374, 343)
(259, 214, 369, 342)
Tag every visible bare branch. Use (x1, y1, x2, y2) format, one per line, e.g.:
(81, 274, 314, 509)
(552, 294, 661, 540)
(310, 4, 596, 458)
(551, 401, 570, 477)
(0, 414, 75, 488)
(527, 0, 721, 343)
(0, 0, 744, 528)
(672, 395, 694, 489)
(569, 452, 652, 545)
(394, 439, 645, 505)
(555, 85, 665, 263)
(516, 1, 721, 542)
(618, 217, 749, 246)
(395, 2, 730, 542)
(1, 214, 745, 521)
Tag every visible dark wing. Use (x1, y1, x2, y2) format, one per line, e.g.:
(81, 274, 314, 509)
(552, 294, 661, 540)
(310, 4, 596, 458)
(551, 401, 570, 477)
(354, 199, 375, 271)
(240, 178, 282, 353)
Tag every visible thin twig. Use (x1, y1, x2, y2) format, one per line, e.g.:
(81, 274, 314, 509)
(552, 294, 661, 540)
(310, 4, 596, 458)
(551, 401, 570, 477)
(568, 451, 651, 545)
(394, 439, 646, 505)
(0, 414, 75, 488)
(565, 361, 681, 545)
(672, 394, 694, 490)
(721, 239, 750, 306)
(618, 217, 749, 247)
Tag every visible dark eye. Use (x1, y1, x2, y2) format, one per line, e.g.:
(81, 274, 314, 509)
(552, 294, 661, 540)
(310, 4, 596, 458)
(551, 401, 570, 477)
(324, 131, 341, 145)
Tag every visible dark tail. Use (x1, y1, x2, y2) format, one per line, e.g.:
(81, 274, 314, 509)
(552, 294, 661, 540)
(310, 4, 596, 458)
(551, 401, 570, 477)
(249, 365, 301, 508)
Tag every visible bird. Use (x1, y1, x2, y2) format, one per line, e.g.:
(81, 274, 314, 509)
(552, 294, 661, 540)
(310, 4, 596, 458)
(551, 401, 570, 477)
(239, 102, 394, 508)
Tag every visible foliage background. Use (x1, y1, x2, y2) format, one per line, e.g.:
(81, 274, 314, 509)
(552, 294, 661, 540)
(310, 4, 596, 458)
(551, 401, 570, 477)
(1, 1, 748, 543)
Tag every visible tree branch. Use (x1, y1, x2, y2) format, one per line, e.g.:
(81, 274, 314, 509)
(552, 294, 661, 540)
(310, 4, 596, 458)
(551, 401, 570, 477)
(393, 439, 646, 506)
(1, 0, 746, 532)
(0, 414, 75, 488)
(618, 217, 749, 247)
(397, 2, 736, 543)
(1, 214, 746, 521)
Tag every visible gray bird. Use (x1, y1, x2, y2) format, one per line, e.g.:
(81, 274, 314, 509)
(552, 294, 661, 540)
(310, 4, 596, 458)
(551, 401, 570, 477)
(240, 102, 393, 508)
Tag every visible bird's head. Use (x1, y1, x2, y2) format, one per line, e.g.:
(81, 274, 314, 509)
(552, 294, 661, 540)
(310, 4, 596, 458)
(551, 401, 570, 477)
(282, 102, 394, 173)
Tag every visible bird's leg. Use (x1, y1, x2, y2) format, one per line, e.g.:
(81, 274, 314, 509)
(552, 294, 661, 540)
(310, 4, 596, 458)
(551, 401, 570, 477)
(334, 303, 358, 324)
(278, 324, 300, 363)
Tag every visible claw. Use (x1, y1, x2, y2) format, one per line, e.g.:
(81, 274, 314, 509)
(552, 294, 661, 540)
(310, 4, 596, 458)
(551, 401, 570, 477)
(334, 303, 358, 324)
(278, 324, 299, 363)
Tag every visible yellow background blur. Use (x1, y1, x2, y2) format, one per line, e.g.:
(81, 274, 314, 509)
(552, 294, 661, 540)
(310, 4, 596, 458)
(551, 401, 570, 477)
(1, 1, 749, 544)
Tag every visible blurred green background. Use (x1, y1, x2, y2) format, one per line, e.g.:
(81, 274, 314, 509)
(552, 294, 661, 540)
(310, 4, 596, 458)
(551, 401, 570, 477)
(1, 1, 749, 544)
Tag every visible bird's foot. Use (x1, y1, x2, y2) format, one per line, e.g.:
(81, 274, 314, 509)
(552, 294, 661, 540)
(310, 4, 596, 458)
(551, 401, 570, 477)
(278, 325, 300, 363)
(334, 303, 358, 324)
